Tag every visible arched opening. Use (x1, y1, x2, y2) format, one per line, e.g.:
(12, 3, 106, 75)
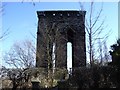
(67, 29, 74, 72)
(52, 43, 55, 68)
(67, 42, 72, 72)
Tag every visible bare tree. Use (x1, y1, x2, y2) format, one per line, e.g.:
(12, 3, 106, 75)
(0, 29, 10, 40)
(5, 40, 35, 69)
(3, 40, 35, 89)
(21, 0, 41, 6)
(0, 3, 10, 40)
(102, 40, 111, 66)
(80, 2, 110, 66)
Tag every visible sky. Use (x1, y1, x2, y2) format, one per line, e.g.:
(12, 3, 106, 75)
(1, 2, 118, 69)
(118, 1, 120, 38)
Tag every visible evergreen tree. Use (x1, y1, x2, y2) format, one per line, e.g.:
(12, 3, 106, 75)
(109, 39, 120, 67)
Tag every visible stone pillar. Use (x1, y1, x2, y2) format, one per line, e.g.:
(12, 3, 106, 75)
(72, 31, 86, 67)
(36, 14, 48, 68)
(55, 33, 67, 68)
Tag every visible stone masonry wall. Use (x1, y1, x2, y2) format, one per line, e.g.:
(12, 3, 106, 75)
(36, 10, 86, 68)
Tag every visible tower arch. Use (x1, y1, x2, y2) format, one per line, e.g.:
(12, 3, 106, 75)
(36, 10, 86, 69)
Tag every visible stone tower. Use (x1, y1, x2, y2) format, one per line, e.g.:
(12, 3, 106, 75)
(36, 10, 86, 69)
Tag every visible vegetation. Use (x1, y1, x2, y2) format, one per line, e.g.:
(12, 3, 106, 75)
(1, 2, 118, 89)
(2, 40, 35, 90)
(55, 66, 117, 89)
(79, 2, 111, 67)
(109, 39, 120, 67)
(2, 39, 120, 89)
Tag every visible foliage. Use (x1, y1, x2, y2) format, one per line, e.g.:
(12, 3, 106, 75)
(1, 67, 68, 89)
(2, 66, 120, 89)
(109, 39, 120, 67)
(1, 67, 32, 90)
(30, 68, 68, 88)
(67, 66, 119, 89)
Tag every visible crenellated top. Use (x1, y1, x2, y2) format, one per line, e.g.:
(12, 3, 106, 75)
(37, 10, 86, 18)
